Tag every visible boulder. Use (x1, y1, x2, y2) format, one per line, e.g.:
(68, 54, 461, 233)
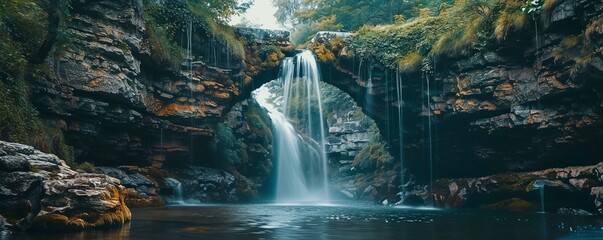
(95, 167, 163, 207)
(0, 140, 131, 232)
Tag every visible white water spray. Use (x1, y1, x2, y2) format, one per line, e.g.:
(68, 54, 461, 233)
(255, 50, 330, 204)
(165, 178, 185, 205)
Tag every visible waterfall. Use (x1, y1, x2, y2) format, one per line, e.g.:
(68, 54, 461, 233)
(426, 74, 433, 202)
(186, 18, 194, 164)
(396, 68, 405, 202)
(254, 50, 329, 204)
(165, 178, 184, 205)
(533, 180, 546, 213)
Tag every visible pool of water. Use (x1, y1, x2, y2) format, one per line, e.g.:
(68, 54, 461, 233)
(13, 202, 603, 240)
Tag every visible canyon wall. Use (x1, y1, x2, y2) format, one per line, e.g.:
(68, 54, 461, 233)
(312, 0, 603, 181)
(29, 0, 290, 168)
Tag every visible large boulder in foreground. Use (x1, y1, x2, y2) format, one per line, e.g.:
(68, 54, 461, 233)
(0, 141, 131, 232)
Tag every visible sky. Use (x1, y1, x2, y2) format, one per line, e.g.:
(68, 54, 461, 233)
(229, 0, 283, 29)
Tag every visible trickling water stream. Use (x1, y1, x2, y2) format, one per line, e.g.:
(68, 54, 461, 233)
(165, 178, 185, 205)
(255, 50, 329, 204)
(533, 180, 547, 213)
(395, 69, 405, 201)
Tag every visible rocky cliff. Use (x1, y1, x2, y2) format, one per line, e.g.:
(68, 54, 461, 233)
(403, 162, 603, 214)
(30, 0, 291, 168)
(311, 0, 603, 181)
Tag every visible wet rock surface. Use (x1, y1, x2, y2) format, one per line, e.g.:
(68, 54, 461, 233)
(95, 167, 163, 207)
(400, 162, 603, 214)
(0, 141, 131, 233)
(312, 0, 603, 181)
(30, 0, 290, 168)
(178, 166, 243, 202)
(223, 99, 273, 190)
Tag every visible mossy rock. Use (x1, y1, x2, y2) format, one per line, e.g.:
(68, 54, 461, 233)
(482, 198, 539, 212)
(124, 188, 164, 208)
(31, 214, 89, 231)
(31, 185, 132, 231)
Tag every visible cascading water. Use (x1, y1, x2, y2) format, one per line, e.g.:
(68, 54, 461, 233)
(254, 50, 329, 204)
(165, 178, 185, 205)
(395, 69, 405, 202)
(426, 74, 434, 201)
(186, 18, 194, 165)
(533, 180, 547, 213)
(422, 60, 434, 204)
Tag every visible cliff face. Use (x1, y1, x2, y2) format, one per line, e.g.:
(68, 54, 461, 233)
(313, 0, 603, 182)
(30, 0, 290, 167)
(13, 0, 603, 211)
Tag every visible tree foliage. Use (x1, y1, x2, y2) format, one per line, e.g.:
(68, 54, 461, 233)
(143, 0, 251, 69)
(347, 0, 536, 71)
(272, 0, 454, 45)
(0, 0, 74, 164)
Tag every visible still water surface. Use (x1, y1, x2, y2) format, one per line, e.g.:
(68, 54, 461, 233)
(14, 202, 603, 240)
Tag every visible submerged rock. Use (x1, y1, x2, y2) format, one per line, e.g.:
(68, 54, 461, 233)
(0, 140, 131, 232)
(482, 198, 539, 212)
(557, 208, 592, 216)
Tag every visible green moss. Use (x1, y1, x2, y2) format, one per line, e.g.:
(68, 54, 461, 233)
(482, 198, 539, 212)
(143, 8, 186, 70)
(353, 143, 391, 171)
(142, 0, 246, 70)
(398, 52, 423, 72)
(75, 161, 96, 173)
(213, 123, 247, 166)
(245, 101, 272, 141)
(0, 1, 75, 165)
(349, 0, 539, 70)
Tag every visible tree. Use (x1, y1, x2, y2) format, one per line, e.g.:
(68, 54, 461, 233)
(272, 0, 455, 45)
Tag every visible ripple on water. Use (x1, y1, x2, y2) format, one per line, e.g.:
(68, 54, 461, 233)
(13, 204, 603, 240)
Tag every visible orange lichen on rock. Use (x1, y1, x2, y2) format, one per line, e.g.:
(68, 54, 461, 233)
(310, 43, 336, 62)
(156, 103, 198, 117)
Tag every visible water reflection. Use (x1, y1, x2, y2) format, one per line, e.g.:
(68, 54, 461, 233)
(15, 222, 130, 240)
(13, 203, 603, 240)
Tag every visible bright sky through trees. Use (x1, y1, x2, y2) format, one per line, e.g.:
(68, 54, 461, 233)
(230, 0, 283, 29)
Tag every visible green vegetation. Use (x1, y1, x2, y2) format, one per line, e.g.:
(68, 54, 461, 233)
(75, 161, 96, 173)
(273, 0, 455, 46)
(144, 13, 186, 70)
(142, 0, 249, 69)
(0, 0, 74, 164)
(212, 123, 248, 166)
(344, 0, 600, 73)
(347, 0, 538, 70)
(245, 100, 273, 143)
(353, 143, 392, 171)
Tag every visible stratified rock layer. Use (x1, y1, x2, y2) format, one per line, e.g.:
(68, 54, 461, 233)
(402, 162, 603, 214)
(312, 0, 603, 180)
(0, 141, 131, 232)
(32, 0, 290, 168)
